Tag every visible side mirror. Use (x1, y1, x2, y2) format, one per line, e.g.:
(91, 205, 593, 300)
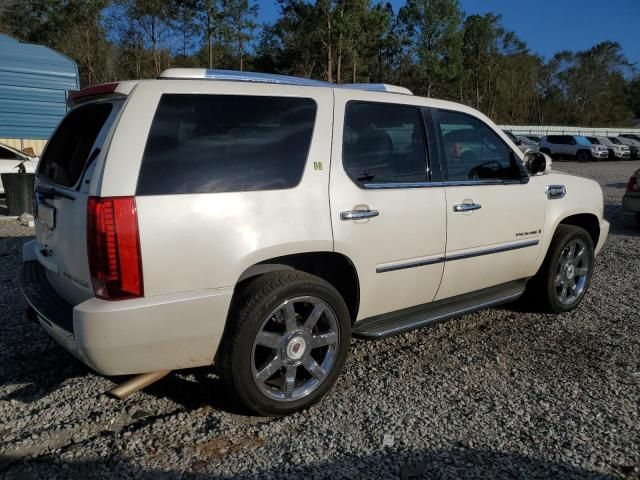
(525, 150, 550, 176)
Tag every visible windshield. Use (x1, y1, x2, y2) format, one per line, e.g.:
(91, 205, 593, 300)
(608, 137, 621, 145)
(575, 136, 592, 146)
(587, 137, 599, 144)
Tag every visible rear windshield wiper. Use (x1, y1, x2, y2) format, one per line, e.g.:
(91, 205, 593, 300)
(35, 185, 75, 201)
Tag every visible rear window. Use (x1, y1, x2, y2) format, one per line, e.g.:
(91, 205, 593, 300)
(38, 102, 114, 187)
(136, 94, 317, 195)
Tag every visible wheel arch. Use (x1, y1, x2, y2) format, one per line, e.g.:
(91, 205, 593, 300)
(234, 252, 360, 323)
(557, 213, 600, 247)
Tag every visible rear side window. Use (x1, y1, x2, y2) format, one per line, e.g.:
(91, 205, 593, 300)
(342, 101, 427, 186)
(137, 94, 317, 195)
(38, 102, 114, 187)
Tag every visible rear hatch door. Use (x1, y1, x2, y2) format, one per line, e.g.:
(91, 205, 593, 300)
(34, 98, 124, 305)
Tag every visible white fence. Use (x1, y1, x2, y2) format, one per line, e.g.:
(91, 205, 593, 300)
(498, 125, 640, 137)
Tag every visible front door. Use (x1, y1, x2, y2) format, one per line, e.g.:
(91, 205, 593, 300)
(430, 108, 545, 300)
(330, 91, 447, 320)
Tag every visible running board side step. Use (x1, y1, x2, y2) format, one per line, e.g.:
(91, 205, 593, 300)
(353, 279, 527, 339)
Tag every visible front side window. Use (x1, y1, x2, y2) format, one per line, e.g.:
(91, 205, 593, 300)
(434, 109, 523, 182)
(137, 94, 317, 195)
(342, 102, 427, 186)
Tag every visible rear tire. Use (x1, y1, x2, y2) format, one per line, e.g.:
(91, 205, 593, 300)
(526, 225, 594, 313)
(217, 271, 351, 416)
(576, 150, 591, 163)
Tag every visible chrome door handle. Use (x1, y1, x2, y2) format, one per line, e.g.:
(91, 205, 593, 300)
(340, 209, 379, 221)
(453, 203, 481, 212)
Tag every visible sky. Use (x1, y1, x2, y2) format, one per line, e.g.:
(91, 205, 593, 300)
(257, 0, 640, 65)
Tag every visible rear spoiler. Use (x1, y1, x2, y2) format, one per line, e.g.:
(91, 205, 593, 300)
(67, 83, 124, 106)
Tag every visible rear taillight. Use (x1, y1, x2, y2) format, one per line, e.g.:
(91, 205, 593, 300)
(627, 176, 639, 193)
(87, 196, 143, 300)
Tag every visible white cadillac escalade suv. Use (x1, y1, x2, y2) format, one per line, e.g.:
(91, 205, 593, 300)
(20, 70, 609, 415)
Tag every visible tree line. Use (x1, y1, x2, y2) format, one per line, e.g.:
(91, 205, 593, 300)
(1, 0, 639, 127)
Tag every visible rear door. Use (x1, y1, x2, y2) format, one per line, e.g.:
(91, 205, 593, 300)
(34, 98, 124, 305)
(330, 91, 447, 320)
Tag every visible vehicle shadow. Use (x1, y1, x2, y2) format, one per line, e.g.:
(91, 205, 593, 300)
(0, 235, 89, 403)
(142, 369, 254, 416)
(0, 446, 627, 479)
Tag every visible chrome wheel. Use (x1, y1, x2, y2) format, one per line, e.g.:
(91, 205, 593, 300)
(554, 238, 590, 305)
(251, 296, 340, 402)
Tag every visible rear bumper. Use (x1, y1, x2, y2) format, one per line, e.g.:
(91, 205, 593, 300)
(19, 260, 233, 375)
(595, 219, 609, 256)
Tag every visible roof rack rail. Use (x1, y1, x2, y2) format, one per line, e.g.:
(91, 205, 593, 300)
(158, 69, 413, 95)
(340, 83, 413, 95)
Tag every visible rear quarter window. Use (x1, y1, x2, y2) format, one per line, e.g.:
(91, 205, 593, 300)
(136, 94, 317, 195)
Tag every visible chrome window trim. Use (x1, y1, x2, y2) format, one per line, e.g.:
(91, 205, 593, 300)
(376, 239, 540, 273)
(362, 178, 528, 189)
(364, 181, 442, 189)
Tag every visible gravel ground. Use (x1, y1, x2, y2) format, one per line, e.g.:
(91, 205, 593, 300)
(1, 161, 639, 479)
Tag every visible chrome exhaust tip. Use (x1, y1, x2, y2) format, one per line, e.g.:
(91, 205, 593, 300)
(106, 370, 171, 400)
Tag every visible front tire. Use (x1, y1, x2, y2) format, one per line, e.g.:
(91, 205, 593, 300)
(217, 271, 351, 416)
(526, 225, 594, 313)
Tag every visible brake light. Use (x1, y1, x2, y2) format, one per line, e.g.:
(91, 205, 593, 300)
(627, 176, 639, 193)
(87, 196, 143, 300)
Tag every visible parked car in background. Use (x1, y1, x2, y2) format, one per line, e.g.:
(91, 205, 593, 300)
(623, 169, 640, 225)
(611, 136, 640, 160)
(19, 69, 609, 416)
(523, 135, 542, 144)
(539, 135, 608, 162)
(0, 142, 38, 194)
(503, 130, 538, 154)
(586, 136, 630, 161)
(619, 133, 640, 143)
(517, 135, 540, 149)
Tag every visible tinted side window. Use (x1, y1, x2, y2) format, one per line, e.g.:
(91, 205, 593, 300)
(137, 94, 317, 195)
(547, 136, 559, 144)
(343, 102, 427, 186)
(434, 109, 523, 182)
